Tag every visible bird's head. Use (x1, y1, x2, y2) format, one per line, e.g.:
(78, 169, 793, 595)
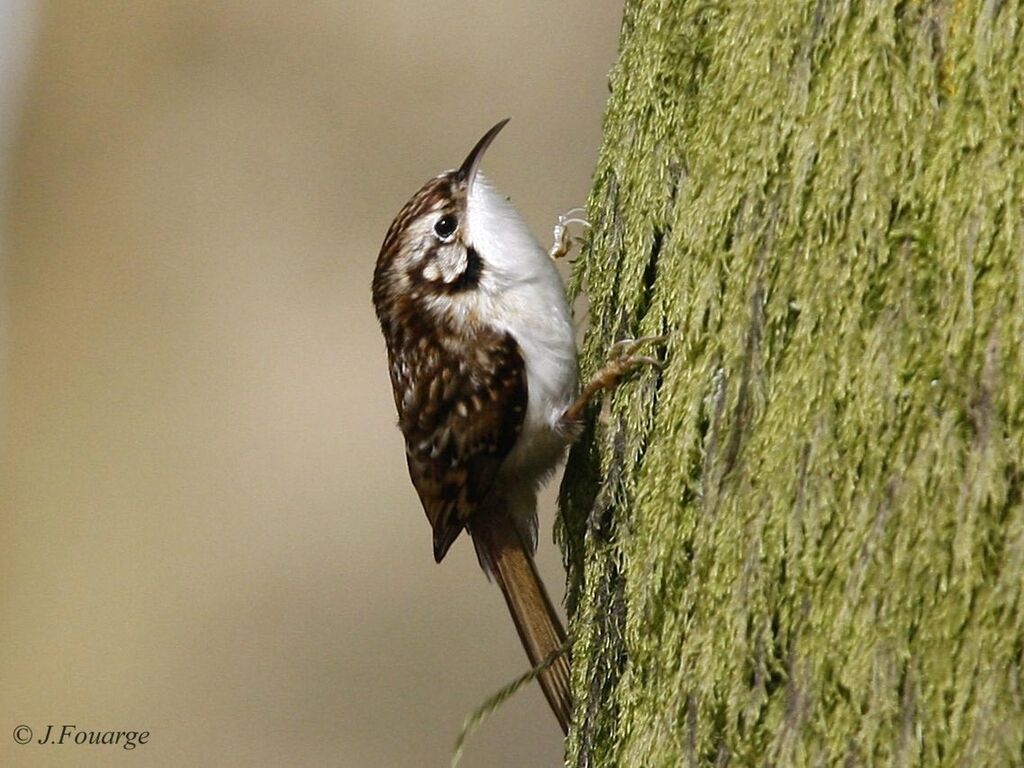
(373, 119, 509, 311)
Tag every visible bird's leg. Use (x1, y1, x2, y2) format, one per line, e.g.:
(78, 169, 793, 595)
(560, 335, 666, 433)
(549, 208, 590, 261)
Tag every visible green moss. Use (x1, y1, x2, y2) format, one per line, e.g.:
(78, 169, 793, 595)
(561, 1, 1024, 765)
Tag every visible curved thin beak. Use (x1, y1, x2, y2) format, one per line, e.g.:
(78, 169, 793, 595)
(457, 118, 510, 193)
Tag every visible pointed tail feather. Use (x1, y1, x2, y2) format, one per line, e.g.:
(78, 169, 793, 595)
(470, 511, 571, 734)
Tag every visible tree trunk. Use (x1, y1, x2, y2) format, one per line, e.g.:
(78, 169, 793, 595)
(559, 1, 1023, 765)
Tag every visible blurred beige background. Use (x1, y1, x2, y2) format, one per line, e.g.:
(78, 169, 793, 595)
(0, 2, 622, 766)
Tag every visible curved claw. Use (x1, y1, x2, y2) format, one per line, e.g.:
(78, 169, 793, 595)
(608, 334, 669, 359)
(620, 354, 664, 370)
(550, 208, 592, 260)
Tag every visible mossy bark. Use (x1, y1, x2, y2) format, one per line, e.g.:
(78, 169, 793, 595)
(559, 1, 1023, 765)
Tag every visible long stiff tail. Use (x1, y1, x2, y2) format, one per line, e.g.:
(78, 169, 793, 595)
(470, 511, 571, 734)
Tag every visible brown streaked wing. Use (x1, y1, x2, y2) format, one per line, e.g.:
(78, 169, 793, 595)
(394, 328, 527, 562)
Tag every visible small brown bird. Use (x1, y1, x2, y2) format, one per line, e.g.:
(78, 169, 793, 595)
(372, 119, 654, 733)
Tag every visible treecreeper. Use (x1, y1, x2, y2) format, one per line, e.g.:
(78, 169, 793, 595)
(372, 119, 659, 733)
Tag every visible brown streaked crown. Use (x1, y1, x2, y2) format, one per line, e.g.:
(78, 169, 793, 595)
(373, 119, 509, 315)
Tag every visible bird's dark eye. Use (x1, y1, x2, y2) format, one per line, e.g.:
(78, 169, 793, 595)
(434, 215, 457, 239)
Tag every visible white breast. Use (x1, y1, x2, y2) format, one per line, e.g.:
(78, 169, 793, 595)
(464, 175, 577, 486)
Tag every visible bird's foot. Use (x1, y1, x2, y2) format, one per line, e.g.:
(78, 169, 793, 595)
(549, 208, 590, 261)
(559, 335, 666, 433)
